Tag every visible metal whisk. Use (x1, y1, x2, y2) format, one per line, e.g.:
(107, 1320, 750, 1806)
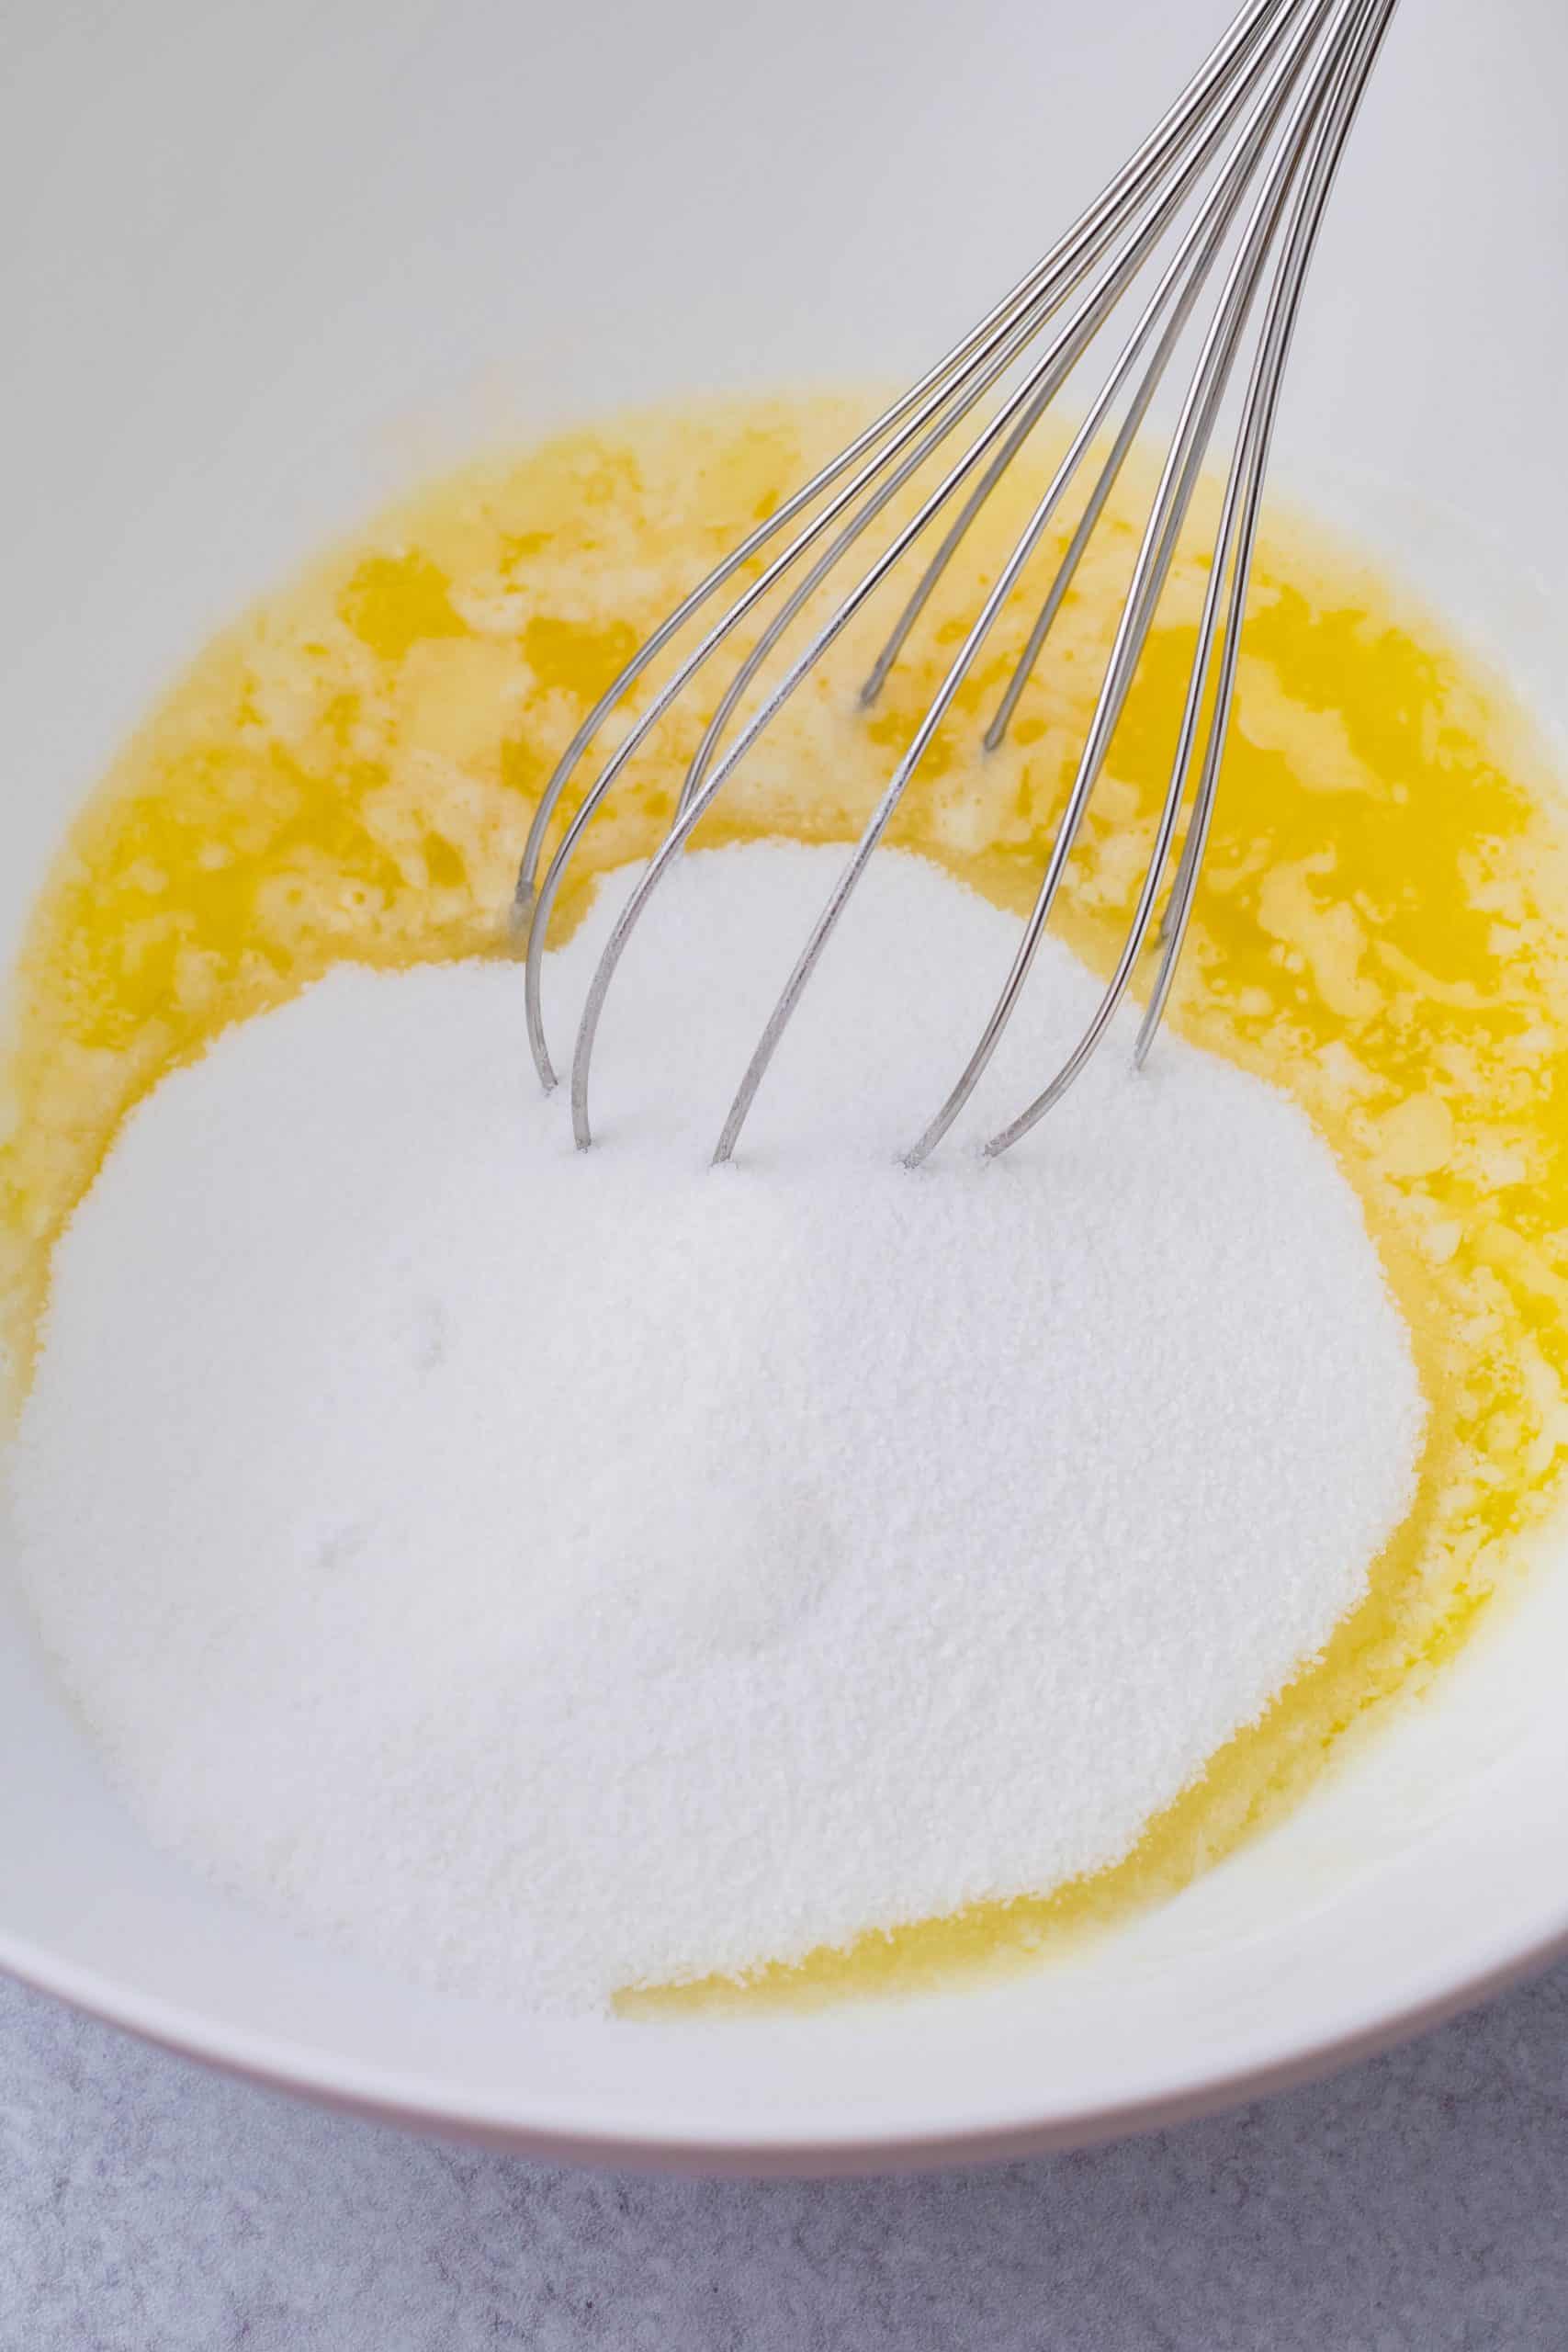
(513, 0, 1398, 1165)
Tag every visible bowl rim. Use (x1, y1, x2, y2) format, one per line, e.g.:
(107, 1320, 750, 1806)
(5, 1901, 1567, 2174)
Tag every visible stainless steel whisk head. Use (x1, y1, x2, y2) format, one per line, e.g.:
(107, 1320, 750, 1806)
(514, 0, 1398, 1165)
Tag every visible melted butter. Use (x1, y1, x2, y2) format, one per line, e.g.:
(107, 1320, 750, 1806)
(6, 394, 1568, 2013)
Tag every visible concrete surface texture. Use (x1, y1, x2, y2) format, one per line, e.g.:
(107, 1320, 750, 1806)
(3, 1962, 1568, 2349)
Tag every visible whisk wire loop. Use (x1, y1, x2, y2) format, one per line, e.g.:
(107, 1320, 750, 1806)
(517, 0, 1296, 1090)
(516, 0, 1399, 1163)
(719, 0, 1352, 1172)
(908, 0, 1391, 1168)
(990, 0, 1401, 1156)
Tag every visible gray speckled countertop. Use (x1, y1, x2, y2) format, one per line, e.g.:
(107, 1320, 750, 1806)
(4, 1965, 1567, 2349)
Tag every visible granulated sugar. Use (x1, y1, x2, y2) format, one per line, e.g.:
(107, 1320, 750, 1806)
(7, 844, 1424, 2013)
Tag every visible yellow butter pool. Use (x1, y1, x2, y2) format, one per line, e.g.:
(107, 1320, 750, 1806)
(6, 394, 1568, 2008)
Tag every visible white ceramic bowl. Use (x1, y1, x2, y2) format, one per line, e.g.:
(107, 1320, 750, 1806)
(3, 0, 1566, 2174)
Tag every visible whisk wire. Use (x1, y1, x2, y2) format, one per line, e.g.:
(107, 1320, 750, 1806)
(713, 0, 1354, 1170)
(527, 5, 1315, 1103)
(517, 0, 1399, 1165)
(993, 0, 1401, 1154)
(987, 0, 1388, 1156)
(859, 4, 1326, 732)
(1132, 0, 1400, 1077)
(908, 0, 1383, 1168)
(526, 183, 1174, 1092)
(516, 0, 1294, 1057)
(569, 0, 1337, 1156)
(671, 3, 1319, 840)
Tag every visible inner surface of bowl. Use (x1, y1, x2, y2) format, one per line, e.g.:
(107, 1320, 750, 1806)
(2, 0, 1565, 2165)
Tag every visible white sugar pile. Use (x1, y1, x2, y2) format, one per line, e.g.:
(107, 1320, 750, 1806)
(7, 843, 1424, 2014)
